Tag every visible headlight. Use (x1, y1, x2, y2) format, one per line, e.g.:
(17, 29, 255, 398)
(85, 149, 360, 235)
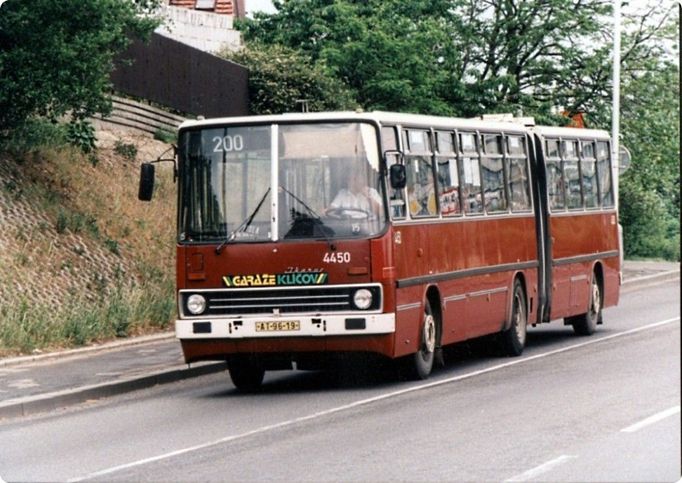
(187, 294, 207, 315)
(353, 289, 373, 310)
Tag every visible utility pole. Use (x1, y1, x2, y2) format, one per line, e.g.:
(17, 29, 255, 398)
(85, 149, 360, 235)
(612, 0, 621, 209)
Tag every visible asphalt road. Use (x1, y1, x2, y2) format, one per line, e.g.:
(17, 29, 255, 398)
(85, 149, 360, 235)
(0, 280, 679, 482)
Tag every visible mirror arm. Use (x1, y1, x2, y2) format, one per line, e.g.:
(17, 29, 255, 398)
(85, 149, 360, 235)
(148, 145, 178, 182)
(383, 149, 404, 164)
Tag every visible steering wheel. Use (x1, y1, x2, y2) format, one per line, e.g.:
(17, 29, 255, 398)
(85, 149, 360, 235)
(326, 207, 371, 220)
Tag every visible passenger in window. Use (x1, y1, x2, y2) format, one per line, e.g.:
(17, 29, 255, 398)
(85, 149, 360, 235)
(327, 170, 382, 217)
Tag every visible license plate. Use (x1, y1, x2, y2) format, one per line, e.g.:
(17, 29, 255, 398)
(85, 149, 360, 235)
(255, 320, 301, 332)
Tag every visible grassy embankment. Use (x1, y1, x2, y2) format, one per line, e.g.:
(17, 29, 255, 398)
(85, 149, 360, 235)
(0, 123, 177, 357)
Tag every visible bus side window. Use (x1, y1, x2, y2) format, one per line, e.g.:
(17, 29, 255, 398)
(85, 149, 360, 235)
(383, 126, 406, 219)
(459, 132, 483, 214)
(481, 133, 507, 213)
(596, 140, 614, 207)
(581, 140, 598, 208)
(436, 131, 461, 216)
(545, 138, 565, 211)
(563, 140, 582, 209)
(405, 129, 437, 218)
(507, 135, 531, 212)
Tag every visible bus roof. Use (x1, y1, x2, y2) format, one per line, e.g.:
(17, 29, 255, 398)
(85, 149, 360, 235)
(531, 125, 610, 140)
(179, 111, 609, 139)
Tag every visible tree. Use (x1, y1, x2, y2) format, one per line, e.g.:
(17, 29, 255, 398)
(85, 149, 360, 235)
(238, 0, 467, 115)
(220, 43, 356, 114)
(238, 0, 633, 121)
(618, 11, 680, 260)
(0, 0, 160, 132)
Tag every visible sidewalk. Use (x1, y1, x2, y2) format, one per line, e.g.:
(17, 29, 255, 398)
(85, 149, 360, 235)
(1, 260, 679, 419)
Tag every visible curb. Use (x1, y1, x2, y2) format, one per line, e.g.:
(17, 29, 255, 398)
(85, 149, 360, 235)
(0, 361, 225, 420)
(621, 270, 680, 291)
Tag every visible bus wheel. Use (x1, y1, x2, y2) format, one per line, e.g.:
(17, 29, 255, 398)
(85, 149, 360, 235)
(500, 280, 527, 356)
(228, 357, 265, 392)
(407, 302, 437, 380)
(571, 274, 601, 336)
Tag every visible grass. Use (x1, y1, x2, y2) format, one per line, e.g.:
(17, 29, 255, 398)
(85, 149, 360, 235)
(0, 278, 174, 356)
(0, 120, 177, 356)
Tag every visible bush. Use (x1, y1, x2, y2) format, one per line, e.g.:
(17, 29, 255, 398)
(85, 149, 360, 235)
(620, 179, 680, 261)
(0, 118, 67, 155)
(114, 140, 138, 161)
(153, 128, 176, 144)
(66, 120, 97, 154)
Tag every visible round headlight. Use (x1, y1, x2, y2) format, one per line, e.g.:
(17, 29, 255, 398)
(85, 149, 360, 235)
(187, 294, 207, 315)
(353, 289, 373, 310)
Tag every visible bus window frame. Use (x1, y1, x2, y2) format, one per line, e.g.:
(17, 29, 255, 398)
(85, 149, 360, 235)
(579, 139, 600, 211)
(480, 131, 509, 215)
(403, 128, 438, 220)
(505, 134, 533, 213)
(562, 138, 584, 211)
(458, 130, 485, 216)
(544, 137, 566, 213)
(596, 139, 615, 209)
(435, 129, 463, 218)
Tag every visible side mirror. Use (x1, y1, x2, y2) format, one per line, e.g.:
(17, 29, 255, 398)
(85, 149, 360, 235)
(618, 146, 631, 173)
(138, 163, 155, 201)
(389, 164, 407, 189)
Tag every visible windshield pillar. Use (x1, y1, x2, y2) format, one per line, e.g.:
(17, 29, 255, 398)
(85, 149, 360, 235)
(270, 124, 279, 241)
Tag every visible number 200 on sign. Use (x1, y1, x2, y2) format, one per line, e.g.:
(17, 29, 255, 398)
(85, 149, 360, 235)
(212, 134, 244, 153)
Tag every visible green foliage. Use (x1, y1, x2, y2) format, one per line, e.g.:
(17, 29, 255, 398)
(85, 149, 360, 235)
(238, 0, 616, 118)
(0, 0, 160, 132)
(0, 118, 67, 155)
(619, 59, 680, 261)
(66, 120, 97, 154)
(153, 128, 176, 144)
(221, 43, 357, 114)
(114, 140, 138, 161)
(0, 279, 174, 354)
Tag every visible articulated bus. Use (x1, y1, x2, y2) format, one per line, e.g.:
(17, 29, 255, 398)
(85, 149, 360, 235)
(139, 111, 623, 391)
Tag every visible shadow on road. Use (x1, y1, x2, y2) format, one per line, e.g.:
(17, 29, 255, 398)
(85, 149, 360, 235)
(203, 323, 612, 397)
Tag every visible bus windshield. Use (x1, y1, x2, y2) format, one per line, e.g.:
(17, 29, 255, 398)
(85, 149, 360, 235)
(178, 122, 386, 243)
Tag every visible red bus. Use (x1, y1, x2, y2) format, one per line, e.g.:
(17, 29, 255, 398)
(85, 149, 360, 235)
(139, 111, 622, 390)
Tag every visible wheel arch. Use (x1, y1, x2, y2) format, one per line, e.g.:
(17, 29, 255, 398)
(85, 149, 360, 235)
(592, 260, 605, 292)
(504, 272, 528, 331)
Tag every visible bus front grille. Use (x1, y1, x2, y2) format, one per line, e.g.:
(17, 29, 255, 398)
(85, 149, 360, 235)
(180, 284, 382, 317)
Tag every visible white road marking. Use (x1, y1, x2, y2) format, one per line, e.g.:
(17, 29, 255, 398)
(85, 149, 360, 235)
(69, 316, 680, 482)
(621, 405, 681, 433)
(7, 379, 39, 389)
(505, 455, 577, 482)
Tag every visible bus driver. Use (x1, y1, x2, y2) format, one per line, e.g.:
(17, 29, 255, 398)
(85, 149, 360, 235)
(327, 170, 382, 217)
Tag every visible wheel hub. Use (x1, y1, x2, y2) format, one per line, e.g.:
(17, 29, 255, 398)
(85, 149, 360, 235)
(423, 314, 436, 353)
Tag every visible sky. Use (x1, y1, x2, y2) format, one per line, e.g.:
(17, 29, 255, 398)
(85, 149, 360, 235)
(243, 0, 673, 18)
(245, 0, 277, 15)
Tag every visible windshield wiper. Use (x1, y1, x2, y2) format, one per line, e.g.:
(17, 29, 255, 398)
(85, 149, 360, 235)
(215, 187, 271, 255)
(279, 185, 336, 251)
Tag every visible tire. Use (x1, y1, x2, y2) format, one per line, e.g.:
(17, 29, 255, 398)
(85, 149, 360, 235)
(228, 357, 265, 392)
(500, 280, 528, 357)
(571, 273, 601, 336)
(405, 301, 437, 380)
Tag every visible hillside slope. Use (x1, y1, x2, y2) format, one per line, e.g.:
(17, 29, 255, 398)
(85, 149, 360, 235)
(0, 130, 177, 356)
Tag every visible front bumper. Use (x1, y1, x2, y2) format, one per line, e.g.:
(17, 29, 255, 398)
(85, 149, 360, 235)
(176, 313, 396, 339)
